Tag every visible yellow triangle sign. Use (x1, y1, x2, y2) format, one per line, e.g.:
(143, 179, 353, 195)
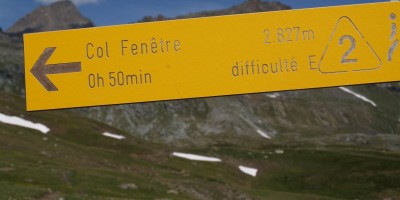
(318, 16, 382, 74)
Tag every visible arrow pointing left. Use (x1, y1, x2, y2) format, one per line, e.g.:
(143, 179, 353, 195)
(31, 47, 81, 92)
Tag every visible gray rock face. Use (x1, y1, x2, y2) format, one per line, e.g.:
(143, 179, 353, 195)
(80, 86, 400, 146)
(0, 32, 24, 94)
(6, 0, 93, 34)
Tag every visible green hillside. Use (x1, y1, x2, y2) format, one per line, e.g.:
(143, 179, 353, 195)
(1, 93, 399, 200)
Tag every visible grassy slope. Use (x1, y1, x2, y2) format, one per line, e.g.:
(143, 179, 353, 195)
(0, 93, 400, 200)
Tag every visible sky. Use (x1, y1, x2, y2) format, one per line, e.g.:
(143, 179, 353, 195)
(0, 0, 389, 30)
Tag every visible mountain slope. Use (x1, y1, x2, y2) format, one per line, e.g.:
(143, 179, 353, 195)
(1, 93, 400, 200)
(6, 0, 93, 35)
(80, 85, 400, 147)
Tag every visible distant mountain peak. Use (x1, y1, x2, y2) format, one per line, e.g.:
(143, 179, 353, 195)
(6, 0, 93, 35)
(139, 0, 290, 22)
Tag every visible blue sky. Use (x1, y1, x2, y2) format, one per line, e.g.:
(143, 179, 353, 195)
(0, 0, 387, 30)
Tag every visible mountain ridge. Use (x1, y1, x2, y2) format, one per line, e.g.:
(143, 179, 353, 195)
(139, 0, 290, 22)
(6, 0, 94, 35)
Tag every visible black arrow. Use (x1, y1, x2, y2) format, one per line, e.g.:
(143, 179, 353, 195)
(31, 47, 81, 92)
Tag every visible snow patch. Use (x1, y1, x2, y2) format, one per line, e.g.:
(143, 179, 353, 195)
(239, 115, 273, 140)
(265, 93, 280, 98)
(239, 165, 258, 177)
(0, 113, 49, 134)
(257, 129, 271, 139)
(172, 152, 222, 162)
(102, 132, 126, 140)
(339, 87, 377, 107)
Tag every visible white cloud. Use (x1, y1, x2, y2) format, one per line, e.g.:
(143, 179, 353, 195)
(36, 0, 100, 6)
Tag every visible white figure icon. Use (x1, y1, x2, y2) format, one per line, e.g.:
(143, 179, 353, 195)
(389, 13, 399, 62)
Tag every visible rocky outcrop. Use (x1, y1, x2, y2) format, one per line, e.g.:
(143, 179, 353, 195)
(0, 32, 24, 94)
(6, 0, 93, 35)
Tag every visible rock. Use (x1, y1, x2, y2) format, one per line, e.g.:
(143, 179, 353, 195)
(167, 189, 179, 195)
(0, 167, 15, 172)
(119, 183, 138, 190)
(275, 149, 284, 154)
(24, 179, 34, 183)
(41, 151, 52, 157)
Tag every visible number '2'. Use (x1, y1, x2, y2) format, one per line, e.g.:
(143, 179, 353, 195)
(339, 35, 358, 64)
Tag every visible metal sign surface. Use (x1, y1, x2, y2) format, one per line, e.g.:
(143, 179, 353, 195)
(24, 2, 400, 111)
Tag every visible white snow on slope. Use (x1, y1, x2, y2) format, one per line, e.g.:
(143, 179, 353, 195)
(339, 87, 377, 107)
(0, 113, 49, 134)
(265, 93, 280, 98)
(102, 132, 126, 140)
(239, 115, 273, 140)
(257, 129, 271, 139)
(239, 165, 258, 177)
(172, 152, 222, 162)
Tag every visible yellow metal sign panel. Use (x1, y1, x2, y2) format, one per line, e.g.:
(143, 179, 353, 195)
(24, 2, 400, 111)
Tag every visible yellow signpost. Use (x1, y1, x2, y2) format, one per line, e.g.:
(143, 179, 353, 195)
(24, 2, 400, 111)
